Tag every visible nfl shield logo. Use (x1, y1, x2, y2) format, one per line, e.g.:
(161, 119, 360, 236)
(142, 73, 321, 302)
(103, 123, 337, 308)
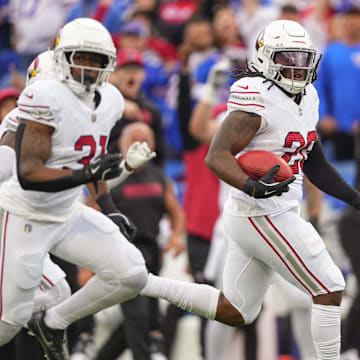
(91, 114, 96, 122)
(24, 224, 32, 233)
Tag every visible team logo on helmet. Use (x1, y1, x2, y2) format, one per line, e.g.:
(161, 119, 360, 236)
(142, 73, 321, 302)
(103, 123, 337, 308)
(27, 56, 40, 79)
(255, 30, 264, 50)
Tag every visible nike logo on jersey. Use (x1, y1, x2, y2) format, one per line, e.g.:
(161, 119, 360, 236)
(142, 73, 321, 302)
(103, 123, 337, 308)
(25, 93, 34, 99)
(238, 85, 249, 90)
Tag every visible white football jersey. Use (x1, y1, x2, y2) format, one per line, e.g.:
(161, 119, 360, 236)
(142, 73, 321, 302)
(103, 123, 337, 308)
(225, 76, 319, 216)
(0, 79, 124, 222)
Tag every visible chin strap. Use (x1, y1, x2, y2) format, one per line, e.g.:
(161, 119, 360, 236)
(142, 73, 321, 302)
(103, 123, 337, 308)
(311, 54, 322, 83)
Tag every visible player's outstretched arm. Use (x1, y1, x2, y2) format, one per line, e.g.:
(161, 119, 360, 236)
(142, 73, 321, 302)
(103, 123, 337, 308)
(303, 140, 360, 210)
(16, 119, 122, 192)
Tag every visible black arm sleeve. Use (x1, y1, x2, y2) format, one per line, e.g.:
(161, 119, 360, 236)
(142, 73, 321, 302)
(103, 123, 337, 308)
(16, 123, 88, 192)
(178, 72, 199, 151)
(303, 140, 360, 207)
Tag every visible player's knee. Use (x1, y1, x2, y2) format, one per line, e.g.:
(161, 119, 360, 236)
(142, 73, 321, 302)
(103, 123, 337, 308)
(100, 241, 147, 287)
(56, 278, 72, 303)
(0, 320, 21, 346)
(326, 264, 345, 292)
(48, 278, 71, 307)
(243, 305, 262, 324)
(121, 268, 148, 296)
(223, 287, 261, 325)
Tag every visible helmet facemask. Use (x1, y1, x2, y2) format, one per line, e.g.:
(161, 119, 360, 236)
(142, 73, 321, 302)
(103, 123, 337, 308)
(55, 49, 116, 98)
(269, 49, 316, 94)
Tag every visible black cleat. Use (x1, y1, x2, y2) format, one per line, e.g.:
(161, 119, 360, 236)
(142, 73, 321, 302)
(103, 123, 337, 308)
(27, 311, 70, 360)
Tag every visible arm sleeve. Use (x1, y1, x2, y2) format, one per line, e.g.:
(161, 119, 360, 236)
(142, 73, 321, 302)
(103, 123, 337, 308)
(303, 140, 360, 206)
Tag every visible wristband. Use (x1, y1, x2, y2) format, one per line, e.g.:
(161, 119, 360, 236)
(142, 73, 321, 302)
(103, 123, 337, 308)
(107, 160, 133, 190)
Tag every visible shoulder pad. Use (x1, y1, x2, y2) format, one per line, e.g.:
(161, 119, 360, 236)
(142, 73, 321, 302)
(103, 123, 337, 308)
(17, 81, 57, 126)
(3, 108, 19, 133)
(228, 77, 265, 114)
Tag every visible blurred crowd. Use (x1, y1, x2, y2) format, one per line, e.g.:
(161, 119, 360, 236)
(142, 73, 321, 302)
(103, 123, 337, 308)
(1, 0, 360, 360)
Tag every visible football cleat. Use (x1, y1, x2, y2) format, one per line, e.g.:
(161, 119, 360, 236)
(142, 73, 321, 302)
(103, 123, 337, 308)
(27, 311, 70, 360)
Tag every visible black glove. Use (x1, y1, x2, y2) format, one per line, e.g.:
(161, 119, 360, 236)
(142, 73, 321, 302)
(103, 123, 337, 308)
(77, 153, 122, 183)
(242, 165, 296, 199)
(107, 212, 137, 241)
(97, 192, 137, 241)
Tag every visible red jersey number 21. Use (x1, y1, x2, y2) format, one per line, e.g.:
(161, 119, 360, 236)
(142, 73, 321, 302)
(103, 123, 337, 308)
(75, 135, 107, 166)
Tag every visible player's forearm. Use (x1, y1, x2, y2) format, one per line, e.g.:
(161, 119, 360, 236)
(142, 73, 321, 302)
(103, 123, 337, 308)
(17, 164, 93, 192)
(205, 149, 249, 190)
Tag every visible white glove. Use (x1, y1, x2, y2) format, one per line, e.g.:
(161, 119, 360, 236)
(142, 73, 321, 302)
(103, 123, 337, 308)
(126, 141, 157, 169)
(201, 59, 231, 104)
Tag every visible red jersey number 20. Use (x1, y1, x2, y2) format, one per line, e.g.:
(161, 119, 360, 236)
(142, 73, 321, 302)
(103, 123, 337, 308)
(282, 131, 317, 175)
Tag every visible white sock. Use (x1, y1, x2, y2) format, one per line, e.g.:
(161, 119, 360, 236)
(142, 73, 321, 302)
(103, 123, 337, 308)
(311, 303, 341, 360)
(291, 308, 316, 360)
(140, 274, 220, 320)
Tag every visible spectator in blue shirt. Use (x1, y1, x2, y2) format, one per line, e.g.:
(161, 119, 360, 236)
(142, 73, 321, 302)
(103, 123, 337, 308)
(316, 6, 360, 160)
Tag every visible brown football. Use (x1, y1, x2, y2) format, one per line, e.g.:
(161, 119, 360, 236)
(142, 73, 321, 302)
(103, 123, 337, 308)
(237, 150, 293, 182)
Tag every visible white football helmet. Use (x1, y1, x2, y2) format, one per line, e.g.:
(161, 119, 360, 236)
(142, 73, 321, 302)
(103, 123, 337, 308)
(254, 20, 317, 94)
(53, 18, 116, 97)
(26, 50, 56, 87)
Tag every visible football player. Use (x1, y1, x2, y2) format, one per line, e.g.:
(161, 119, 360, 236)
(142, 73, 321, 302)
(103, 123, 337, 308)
(0, 52, 72, 318)
(138, 20, 360, 360)
(0, 50, 155, 326)
(0, 18, 155, 360)
(202, 20, 357, 360)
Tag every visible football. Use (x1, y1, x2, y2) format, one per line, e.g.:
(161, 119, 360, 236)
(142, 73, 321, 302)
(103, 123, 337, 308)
(237, 150, 293, 182)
